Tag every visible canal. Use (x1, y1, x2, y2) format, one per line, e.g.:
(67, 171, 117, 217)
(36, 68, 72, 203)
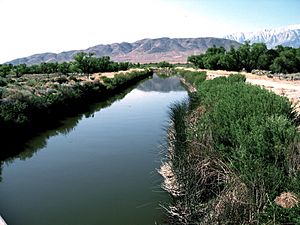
(0, 74, 188, 225)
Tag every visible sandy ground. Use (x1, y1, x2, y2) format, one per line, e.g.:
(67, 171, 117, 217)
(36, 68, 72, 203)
(177, 67, 300, 112)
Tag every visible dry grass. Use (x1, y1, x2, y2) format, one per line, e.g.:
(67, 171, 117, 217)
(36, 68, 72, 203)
(275, 192, 299, 208)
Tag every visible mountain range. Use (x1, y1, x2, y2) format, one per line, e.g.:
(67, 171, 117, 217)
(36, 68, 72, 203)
(224, 24, 300, 48)
(6, 24, 300, 65)
(7, 38, 241, 65)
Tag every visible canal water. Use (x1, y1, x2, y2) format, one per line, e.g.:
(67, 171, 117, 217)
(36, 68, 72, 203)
(0, 75, 188, 225)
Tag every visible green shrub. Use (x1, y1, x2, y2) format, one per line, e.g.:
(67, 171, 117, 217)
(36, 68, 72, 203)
(0, 77, 7, 87)
(179, 70, 207, 86)
(168, 74, 300, 224)
(227, 73, 246, 83)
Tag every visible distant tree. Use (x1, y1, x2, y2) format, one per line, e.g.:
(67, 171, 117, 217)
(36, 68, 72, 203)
(39, 62, 58, 74)
(117, 62, 130, 71)
(271, 49, 300, 73)
(27, 64, 41, 74)
(58, 62, 70, 75)
(157, 61, 174, 68)
(73, 52, 96, 75)
(94, 56, 111, 72)
(249, 43, 268, 70)
(206, 46, 226, 55)
(236, 41, 252, 72)
(187, 55, 205, 68)
(224, 47, 242, 71)
(188, 42, 300, 74)
(257, 49, 279, 70)
(13, 64, 28, 77)
(0, 64, 13, 77)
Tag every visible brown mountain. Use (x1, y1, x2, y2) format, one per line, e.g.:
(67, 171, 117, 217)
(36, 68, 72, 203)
(7, 37, 241, 65)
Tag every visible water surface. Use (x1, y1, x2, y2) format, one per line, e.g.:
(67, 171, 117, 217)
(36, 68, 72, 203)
(0, 75, 187, 225)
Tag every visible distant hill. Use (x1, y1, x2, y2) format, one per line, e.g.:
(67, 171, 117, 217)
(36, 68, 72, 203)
(7, 37, 241, 65)
(224, 24, 300, 48)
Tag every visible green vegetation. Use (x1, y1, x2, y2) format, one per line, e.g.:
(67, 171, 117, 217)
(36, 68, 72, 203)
(179, 70, 207, 86)
(165, 72, 300, 224)
(188, 42, 300, 73)
(0, 52, 136, 77)
(0, 69, 152, 159)
(156, 61, 174, 68)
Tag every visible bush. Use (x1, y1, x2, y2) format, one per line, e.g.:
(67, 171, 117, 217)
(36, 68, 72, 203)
(0, 77, 7, 87)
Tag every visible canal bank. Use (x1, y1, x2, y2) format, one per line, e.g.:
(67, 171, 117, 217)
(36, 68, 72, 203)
(161, 72, 300, 224)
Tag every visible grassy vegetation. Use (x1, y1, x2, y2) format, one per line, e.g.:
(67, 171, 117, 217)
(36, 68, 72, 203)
(0, 69, 152, 159)
(164, 72, 300, 224)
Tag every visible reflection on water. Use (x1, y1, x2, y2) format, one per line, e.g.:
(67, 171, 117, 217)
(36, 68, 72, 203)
(137, 74, 185, 92)
(1, 84, 136, 164)
(0, 75, 187, 225)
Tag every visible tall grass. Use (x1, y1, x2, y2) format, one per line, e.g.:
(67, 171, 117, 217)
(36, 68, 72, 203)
(165, 73, 300, 224)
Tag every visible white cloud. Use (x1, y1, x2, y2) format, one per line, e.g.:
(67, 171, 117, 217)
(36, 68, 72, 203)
(0, 0, 235, 63)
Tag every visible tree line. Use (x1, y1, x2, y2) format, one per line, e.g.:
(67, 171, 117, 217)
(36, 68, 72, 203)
(0, 52, 137, 77)
(188, 42, 300, 73)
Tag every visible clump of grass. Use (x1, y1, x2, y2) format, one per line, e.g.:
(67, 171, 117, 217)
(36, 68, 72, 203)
(275, 192, 299, 208)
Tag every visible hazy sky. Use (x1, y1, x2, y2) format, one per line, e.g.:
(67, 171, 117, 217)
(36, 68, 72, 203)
(0, 0, 299, 63)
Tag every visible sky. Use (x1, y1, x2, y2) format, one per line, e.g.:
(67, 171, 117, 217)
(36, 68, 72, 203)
(0, 0, 299, 63)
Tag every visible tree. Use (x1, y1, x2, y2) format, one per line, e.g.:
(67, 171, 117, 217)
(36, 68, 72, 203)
(58, 62, 70, 75)
(270, 49, 299, 73)
(73, 52, 96, 75)
(0, 64, 13, 77)
(257, 49, 279, 70)
(157, 61, 174, 68)
(187, 55, 205, 68)
(94, 56, 111, 72)
(40, 62, 58, 74)
(250, 43, 268, 70)
(13, 64, 28, 77)
(27, 64, 41, 74)
(237, 41, 252, 72)
(188, 43, 300, 74)
(224, 47, 242, 71)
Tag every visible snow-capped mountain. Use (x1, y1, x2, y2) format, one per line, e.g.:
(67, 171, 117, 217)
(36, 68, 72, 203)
(224, 24, 300, 48)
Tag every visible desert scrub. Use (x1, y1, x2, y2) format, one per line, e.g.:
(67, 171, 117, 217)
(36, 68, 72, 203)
(164, 73, 300, 224)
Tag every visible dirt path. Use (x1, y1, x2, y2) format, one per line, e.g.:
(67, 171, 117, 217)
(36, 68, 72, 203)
(246, 78, 300, 104)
